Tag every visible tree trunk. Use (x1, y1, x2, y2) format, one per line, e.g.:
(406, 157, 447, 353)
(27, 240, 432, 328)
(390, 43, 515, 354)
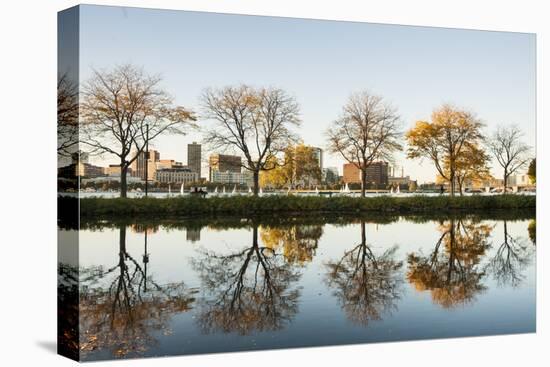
(253, 170, 260, 196)
(449, 170, 455, 197)
(503, 169, 508, 195)
(119, 226, 127, 261)
(120, 160, 128, 198)
(360, 167, 367, 198)
(360, 220, 366, 245)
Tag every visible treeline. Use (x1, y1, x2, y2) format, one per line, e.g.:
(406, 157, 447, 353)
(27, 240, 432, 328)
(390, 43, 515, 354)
(59, 64, 535, 198)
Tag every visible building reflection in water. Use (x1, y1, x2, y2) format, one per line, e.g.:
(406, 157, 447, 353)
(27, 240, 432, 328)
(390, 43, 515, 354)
(77, 226, 196, 359)
(186, 228, 201, 242)
(325, 221, 403, 326)
(191, 224, 302, 335)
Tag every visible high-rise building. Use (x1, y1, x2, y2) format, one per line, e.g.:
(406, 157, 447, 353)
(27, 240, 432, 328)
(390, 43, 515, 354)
(187, 142, 202, 179)
(209, 154, 242, 181)
(365, 161, 389, 186)
(323, 167, 340, 184)
(311, 147, 323, 171)
(131, 149, 160, 181)
(343, 161, 389, 186)
(343, 163, 361, 184)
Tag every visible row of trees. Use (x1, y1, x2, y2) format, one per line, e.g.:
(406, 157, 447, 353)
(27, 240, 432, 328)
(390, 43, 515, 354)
(407, 106, 532, 196)
(58, 64, 534, 198)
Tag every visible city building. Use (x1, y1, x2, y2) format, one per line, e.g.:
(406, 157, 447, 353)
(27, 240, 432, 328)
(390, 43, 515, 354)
(343, 161, 389, 186)
(209, 154, 242, 182)
(343, 163, 361, 184)
(71, 151, 89, 164)
(508, 174, 531, 187)
(81, 176, 144, 185)
(187, 142, 202, 179)
(155, 167, 198, 184)
(58, 162, 105, 179)
(209, 154, 241, 174)
(58, 153, 105, 179)
(322, 167, 340, 184)
(311, 147, 323, 171)
(131, 149, 160, 181)
(210, 170, 254, 186)
(105, 164, 133, 177)
(388, 167, 411, 187)
(156, 159, 185, 170)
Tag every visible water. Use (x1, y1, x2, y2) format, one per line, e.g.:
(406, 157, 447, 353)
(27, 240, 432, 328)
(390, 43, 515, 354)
(59, 214, 536, 361)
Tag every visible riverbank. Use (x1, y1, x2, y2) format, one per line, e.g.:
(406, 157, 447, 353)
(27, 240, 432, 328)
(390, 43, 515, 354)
(63, 194, 536, 218)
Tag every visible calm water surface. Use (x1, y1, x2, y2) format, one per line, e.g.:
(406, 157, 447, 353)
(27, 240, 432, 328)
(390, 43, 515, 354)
(59, 215, 536, 360)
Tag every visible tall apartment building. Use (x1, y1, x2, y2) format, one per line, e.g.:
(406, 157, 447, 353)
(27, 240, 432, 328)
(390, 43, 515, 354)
(187, 142, 202, 179)
(311, 147, 323, 171)
(131, 149, 160, 181)
(323, 167, 340, 184)
(209, 154, 242, 181)
(343, 161, 389, 186)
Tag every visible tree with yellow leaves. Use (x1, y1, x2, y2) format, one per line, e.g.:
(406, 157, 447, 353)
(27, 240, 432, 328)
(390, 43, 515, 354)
(406, 105, 485, 196)
(260, 144, 322, 189)
(449, 143, 491, 195)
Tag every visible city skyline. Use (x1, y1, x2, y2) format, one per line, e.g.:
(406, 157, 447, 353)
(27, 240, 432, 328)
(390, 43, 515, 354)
(72, 5, 535, 183)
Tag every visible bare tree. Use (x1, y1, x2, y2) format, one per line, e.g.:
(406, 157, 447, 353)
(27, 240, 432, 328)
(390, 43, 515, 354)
(81, 64, 196, 197)
(326, 91, 402, 197)
(488, 125, 531, 194)
(201, 85, 301, 195)
(57, 72, 80, 157)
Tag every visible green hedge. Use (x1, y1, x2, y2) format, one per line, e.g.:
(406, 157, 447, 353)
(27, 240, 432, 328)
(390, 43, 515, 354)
(66, 194, 536, 218)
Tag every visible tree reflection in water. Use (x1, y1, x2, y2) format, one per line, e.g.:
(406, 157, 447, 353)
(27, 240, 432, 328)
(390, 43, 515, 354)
(260, 224, 323, 264)
(325, 221, 403, 326)
(191, 224, 301, 335)
(407, 218, 492, 308)
(79, 227, 196, 358)
(485, 221, 534, 288)
(528, 220, 536, 245)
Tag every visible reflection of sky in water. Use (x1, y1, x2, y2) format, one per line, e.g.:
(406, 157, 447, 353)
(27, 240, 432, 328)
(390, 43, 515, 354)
(70, 218, 535, 360)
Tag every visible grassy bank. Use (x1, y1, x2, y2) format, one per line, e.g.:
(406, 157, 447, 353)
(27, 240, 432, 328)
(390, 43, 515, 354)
(64, 194, 536, 218)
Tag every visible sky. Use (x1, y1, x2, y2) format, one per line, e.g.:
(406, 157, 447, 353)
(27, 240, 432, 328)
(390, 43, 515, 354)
(70, 4, 535, 183)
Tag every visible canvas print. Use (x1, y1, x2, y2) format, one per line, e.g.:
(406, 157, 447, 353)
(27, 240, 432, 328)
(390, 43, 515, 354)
(57, 4, 536, 362)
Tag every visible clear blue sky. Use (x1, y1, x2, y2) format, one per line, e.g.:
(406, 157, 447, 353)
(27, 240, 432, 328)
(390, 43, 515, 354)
(75, 4, 536, 182)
